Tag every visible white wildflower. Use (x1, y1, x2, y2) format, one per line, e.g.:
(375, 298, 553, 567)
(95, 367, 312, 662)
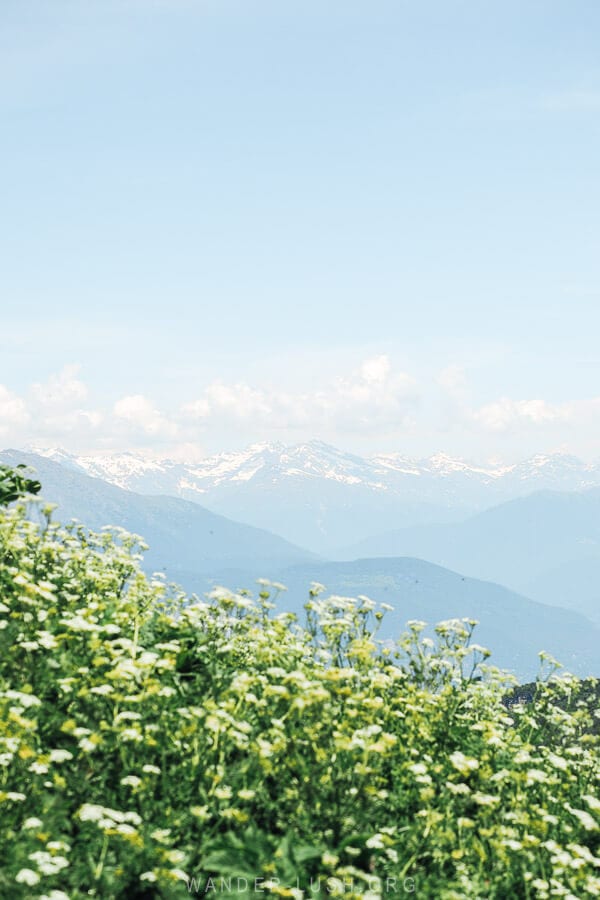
(77, 804, 105, 822)
(90, 684, 113, 696)
(449, 751, 479, 776)
(121, 775, 142, 788)
(526, 769, 548, 785)
(567, 806, 599, 832)
(49, 749, 73, 763)
(4, 690, 41, 708)
(16, 868, 40, 885)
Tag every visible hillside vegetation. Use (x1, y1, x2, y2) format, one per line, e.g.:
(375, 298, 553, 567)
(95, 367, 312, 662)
(0, 472, 599, 898)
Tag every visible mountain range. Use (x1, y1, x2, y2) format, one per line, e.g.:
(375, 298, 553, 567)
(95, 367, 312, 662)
(337, 489, 600, 625)
(31, 441, 600, 552)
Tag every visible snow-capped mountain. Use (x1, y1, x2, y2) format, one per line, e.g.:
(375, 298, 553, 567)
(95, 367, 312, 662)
(35, 441, 600, 499)
(26, 441, 600, 552)
(41, 441, 390, 494)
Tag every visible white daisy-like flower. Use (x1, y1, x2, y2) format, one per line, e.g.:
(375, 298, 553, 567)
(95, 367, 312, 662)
(366, 833, 385, 849)
(77, 804, 105, 822)
(90, 684, 114, 696)
(4, 690, 41, 708)
(449, 751, 479, 776)
(37, 631, 58, 650)
(115, 711, 142, 722)
(49, 749, 73, 763)
(16, 869, 40, 886)
(567, 806, 599, 832)
(119, 728, 143, 742)
(170, 869, 189, 882)
(472, 792, 500, 806)
(121, 775, 142, 788)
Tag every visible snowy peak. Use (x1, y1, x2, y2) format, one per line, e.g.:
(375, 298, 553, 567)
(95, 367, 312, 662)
(510, 453, 594, 482)
(279, 441, 383, 485)
(14, 442, 600, 506)
(29, 447, 84, 470)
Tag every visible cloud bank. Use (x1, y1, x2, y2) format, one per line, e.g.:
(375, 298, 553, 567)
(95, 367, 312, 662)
(1, 359, 599, 460)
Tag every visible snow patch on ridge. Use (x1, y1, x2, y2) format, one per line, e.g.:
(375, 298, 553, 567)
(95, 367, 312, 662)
(22, 441, 600, 507)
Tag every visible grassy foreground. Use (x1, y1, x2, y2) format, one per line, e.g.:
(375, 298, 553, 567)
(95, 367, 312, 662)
(0, 494, 599, 898)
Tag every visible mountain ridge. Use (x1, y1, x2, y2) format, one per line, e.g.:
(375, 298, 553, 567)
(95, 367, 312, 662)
(22, 441, 600, 552)
(336, 487, 600, 624)
(32, 441, 600, 495)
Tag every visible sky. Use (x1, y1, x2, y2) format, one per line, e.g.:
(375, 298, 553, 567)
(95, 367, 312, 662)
(1, 0, 600, 462)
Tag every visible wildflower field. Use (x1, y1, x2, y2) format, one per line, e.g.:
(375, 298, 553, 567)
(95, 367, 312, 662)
(0, 469, 599, 898)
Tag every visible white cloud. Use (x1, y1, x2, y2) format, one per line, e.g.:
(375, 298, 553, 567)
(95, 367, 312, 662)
(326, 356, 417, 429)
(114, 394, 178, 438)
(360, 355, 391, 385)
(474, 398, 567, 432)
(185, 383, 273, 421)
(0, 386, 30, 435)
(5, 358, 600, 459)
(182, 355, 418, 433)
(31, 365, 87, 408)
(25, 365, 103, 439)
(40, 409, 103, 435)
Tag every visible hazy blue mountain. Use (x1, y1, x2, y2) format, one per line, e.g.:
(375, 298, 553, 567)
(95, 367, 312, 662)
(32, 442, 600, 553)
(338, 489, 600, 623)
(255, 558, 599, 682)
(523, 558, 600, 626)
(32, 443, 472, 551)
(0, 451, 317, 580)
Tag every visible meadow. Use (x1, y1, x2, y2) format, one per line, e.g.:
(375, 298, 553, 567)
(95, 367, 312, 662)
(0, 465, 599, 898)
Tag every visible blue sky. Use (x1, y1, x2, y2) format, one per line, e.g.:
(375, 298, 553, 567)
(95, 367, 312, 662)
(1, 1, 600, 460)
